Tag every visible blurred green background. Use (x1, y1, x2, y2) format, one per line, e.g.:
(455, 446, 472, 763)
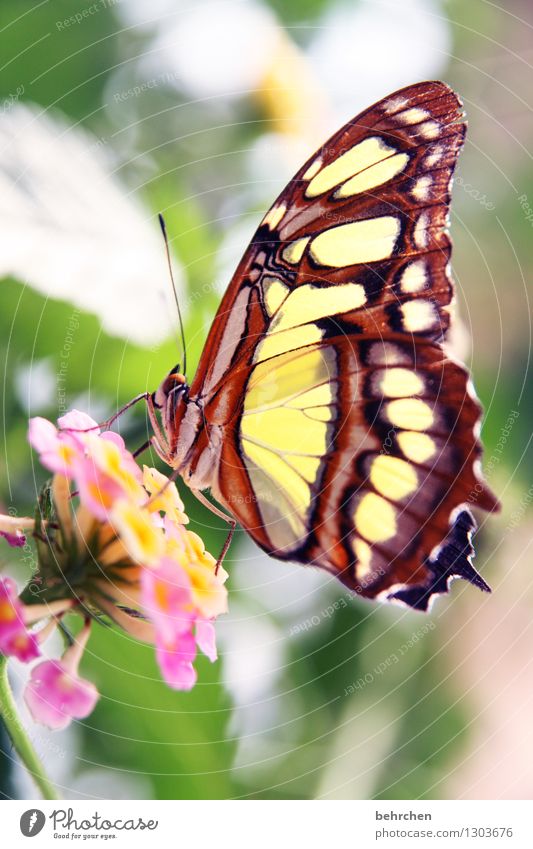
(0, 0, 532, 800)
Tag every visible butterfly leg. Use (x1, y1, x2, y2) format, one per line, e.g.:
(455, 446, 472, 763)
(57, 391, 171, 458)
(132, 439, 152, 458)
(101, 392, 151, 430)
(104, 391, 172, 464)
(90, 391, 173, 465)
(66, 392, 151, 434)
(191, 488, 236, 574)
(144, 392, 172, 463)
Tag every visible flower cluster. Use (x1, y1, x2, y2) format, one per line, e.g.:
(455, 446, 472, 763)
(0, 410, 227, 730)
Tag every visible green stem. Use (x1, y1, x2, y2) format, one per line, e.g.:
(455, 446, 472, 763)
(0, 654, 59, 800)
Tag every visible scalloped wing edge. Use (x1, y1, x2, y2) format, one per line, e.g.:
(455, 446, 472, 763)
(385, 507, 490, 611)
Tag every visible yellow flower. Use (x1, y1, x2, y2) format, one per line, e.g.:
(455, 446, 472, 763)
(110, 499, 164, 566)
(166, 525, 227, 618)
(89, 437, 145, 501)
(142, 466, 188, 525)
(183, 559, 228, 619)
(24, 410, 227, 699)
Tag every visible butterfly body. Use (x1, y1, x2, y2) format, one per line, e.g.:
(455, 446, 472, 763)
(154, 81, 499, 611)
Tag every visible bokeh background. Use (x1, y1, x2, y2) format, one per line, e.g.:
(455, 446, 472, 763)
(0, 0, 532, 800)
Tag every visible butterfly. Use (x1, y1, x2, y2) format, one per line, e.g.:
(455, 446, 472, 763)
(149, 81, 499, 611)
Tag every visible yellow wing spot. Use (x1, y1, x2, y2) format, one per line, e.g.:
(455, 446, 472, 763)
(401, 300, 438, 333)
(367, 341, 406, 366)
(411, 175, 432, 201)
(398, 431, 437, 463)
(286, 454, 321, 483)
(400, 260, 428, 293)
(242, 440, 309, 550)
(241, 348, 337, 554)
(248, 472, 308, 550)
(354, 538, 373, 581)
(262, 203, 287, 231)
(254, 324, 323, 363)
(419, 120, 441, 139)
(305, 136, 397, 198)
(310, 216, 400, 268)
(414, 211, 430, 248)
(387, 398, 434, 431)
(242, 406, 328, 456)
(247, 348, 335, 407)
(370, 455, 418, 500)
(380, 368, 424, 398)
(447, 174, 455, 196)
(355, 493, 397, 543)
(304, 406, 334, 422)
(263, 277, 289, 316)
(288, 383, 333, 408)
(272, 282, 366, 332)
(242, 440, 311, 509)
(425, 146, 443, 168)
(289, 383, 335, 423)
(282, 236, 310, 265)
(398, 107, 429, 124)
(383, 96, 408, 115)
(335, 152, 409, 198)
(302, 157, 322, 181)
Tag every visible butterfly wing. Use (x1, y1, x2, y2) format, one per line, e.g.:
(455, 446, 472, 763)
(184, 81, 499, 609)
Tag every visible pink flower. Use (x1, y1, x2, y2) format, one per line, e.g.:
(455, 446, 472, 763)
(140, 558, 195, 644)
(0, 514, 34, 549)
(1, 629, 40, 662)
(24, 660, 98, 730)
(23, 620, 98, 730)
(29, 412, 144, 521)
(57, 410, 100, 434)
(0, 530, 26, 547)
(0, 578, 40, 662)
(155, 629, 198, 691)
(28, 410, 125, 483)
(154, 620, 218, 690)
(24, 407, 226, 702)
(28, 412, 97, 477)
(140, 562, 220, 688)
(0, 577, 15, 610)
(74, 460, 132, 522)
(195, 619, 217, 662)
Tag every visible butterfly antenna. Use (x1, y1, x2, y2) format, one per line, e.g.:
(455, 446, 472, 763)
(158, 212, 187, 376)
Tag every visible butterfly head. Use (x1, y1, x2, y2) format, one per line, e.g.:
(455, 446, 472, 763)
(153, 364, 189, 431)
